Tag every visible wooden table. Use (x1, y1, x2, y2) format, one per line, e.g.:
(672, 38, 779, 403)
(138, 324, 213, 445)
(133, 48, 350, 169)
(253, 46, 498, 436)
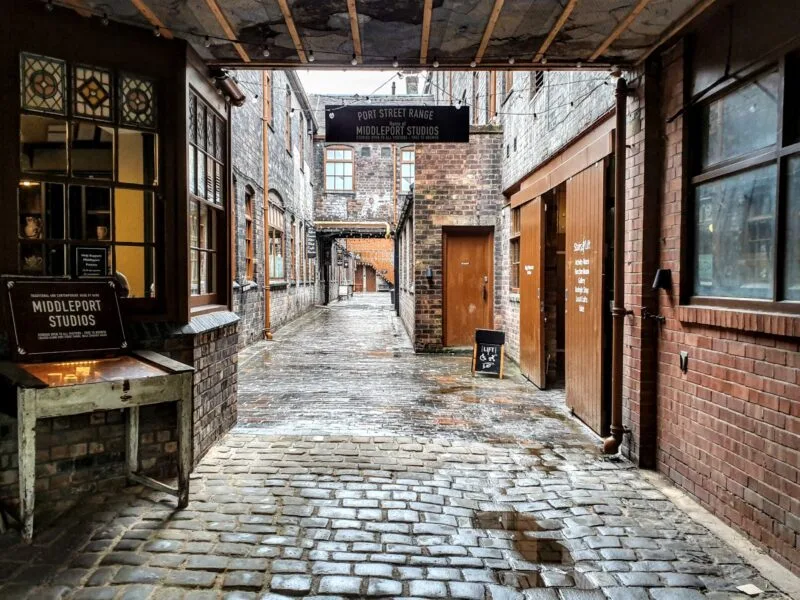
(0, 350, 193, 543)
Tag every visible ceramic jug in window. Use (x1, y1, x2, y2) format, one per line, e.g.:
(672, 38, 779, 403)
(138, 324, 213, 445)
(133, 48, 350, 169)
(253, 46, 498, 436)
(24, 216, 42, 239)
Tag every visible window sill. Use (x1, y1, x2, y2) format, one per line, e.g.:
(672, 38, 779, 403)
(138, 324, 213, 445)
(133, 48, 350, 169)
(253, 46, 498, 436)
(270, 281, 288, 290)
(190, 303, 229, 318)
(677, 304, 800, 337)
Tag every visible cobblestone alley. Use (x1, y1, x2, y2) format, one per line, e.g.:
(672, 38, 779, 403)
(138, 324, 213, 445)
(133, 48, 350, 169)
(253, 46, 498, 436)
(0, 294, 793, 600)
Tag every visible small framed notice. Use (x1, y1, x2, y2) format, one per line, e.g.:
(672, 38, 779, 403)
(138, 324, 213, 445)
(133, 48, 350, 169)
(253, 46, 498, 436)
(75, 247, 109, 278)
(472, 329, 505, 378)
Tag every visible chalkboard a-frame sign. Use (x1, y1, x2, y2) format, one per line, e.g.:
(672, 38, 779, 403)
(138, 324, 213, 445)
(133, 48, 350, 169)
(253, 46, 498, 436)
(472, 329, 505, 378)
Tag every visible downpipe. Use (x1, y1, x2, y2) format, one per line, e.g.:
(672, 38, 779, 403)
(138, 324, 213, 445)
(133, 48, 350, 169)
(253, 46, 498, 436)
(604, 77, 631, 455)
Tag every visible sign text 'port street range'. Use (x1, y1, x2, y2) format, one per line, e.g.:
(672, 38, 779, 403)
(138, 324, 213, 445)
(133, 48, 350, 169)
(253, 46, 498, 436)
(325, 105, 469, 144)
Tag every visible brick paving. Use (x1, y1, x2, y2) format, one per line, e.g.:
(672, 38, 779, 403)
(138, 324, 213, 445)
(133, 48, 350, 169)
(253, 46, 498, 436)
(0, 293, 790, 599)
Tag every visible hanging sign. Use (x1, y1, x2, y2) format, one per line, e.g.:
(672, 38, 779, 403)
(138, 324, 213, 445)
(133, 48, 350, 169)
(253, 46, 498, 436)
(325, 105, 470, 143)
(307, 227, 317, 258)
(3, 277, 127, 361)
(472, 329, 506, 378)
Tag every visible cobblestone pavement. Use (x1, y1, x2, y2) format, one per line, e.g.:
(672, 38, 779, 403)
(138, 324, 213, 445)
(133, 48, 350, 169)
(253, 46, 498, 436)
(0, 294, 791, 599)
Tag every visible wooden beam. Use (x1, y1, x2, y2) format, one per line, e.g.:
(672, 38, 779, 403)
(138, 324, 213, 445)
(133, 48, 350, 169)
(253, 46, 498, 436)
(130, 0, 174, 40)
(420, 0, 433, 65)
(202, 0, 250, 62)
(60, 0, 93, 18)
(533, 0, 577, 63)
(636, 0, 719, 65)
(346, 0, 363, 64)
(588, 0, 651, 62)
(474, 0, 505, 65)
(276, 0, 308, 63)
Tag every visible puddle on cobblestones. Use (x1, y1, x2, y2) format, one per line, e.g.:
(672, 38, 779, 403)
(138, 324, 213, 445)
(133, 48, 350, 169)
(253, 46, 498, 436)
(473, 511, 572, 567)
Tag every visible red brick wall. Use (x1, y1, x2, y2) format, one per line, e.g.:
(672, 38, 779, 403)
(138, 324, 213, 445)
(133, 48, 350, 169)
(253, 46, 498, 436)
(346, 238, 394, 285)
(654, 42, 800, 575)
(413, 127, 504, 351)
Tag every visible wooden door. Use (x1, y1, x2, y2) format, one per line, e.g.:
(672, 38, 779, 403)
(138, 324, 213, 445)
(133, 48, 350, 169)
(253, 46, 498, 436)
(519, 197, 546, 388)
(444, 229, 493, 347)
(354, 265, 364, 292)
(366, 266, 377, 292)
(565, 161, 606, 434)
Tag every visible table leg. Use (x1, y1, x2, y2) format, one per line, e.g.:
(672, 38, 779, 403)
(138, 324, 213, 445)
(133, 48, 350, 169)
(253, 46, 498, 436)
(177, 375, 193, 508)
(18, 389, 36, 543)
(126, 406, 140, 479)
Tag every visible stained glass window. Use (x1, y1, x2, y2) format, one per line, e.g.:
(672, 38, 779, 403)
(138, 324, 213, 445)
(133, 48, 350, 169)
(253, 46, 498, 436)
(119, 73, 156, 128)
(73, 65, 113, 120)
(20, 53, 66, 115)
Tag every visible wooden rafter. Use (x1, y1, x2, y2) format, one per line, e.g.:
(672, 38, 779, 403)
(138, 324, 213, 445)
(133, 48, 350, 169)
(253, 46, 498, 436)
(346, 0, 363, 64)
(202, 0, 250, 62)
(276, 0, 308, 63)
(636, 0, 718, 65)
(533, 0, 577, 63)
(130, 0, 173, 39)
(589, 0, 651, 62)
(60, 0, 92, 18)
(420, 0, 433, 65)
(475, 0, 505, 65)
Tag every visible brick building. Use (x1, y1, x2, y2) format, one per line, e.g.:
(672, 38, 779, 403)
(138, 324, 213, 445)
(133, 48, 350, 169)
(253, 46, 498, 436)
(230, 70, 319, 345)
(425, 0, 800, 575)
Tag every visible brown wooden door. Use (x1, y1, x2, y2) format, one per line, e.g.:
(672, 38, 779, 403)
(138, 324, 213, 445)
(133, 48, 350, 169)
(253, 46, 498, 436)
(366, 266, 377, 292)
(519, 197, 546, 388)
(354, 265, 364, 292)
(565, 161, 606, 434)
(444, 229, 493, 347)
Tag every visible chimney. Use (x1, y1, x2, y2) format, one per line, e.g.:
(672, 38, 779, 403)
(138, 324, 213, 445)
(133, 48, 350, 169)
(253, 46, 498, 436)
(391, 82, 396, 95)
(406, 76, 418, 95)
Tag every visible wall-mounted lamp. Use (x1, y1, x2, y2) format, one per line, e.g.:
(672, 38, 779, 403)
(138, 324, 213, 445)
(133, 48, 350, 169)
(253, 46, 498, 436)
(652, 268, 672, 291)
(425, 267, 434, 281)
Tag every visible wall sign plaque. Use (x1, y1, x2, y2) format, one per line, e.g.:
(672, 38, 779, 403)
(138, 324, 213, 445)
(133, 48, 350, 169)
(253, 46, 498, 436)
(75, 247, 109, 278)
(307, 227, 317, 258)
(3, 277, 127, 360)
(325, 105, 470, 143)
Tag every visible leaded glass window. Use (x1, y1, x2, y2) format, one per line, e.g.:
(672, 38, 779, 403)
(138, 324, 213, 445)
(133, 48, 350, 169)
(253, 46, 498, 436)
(120, 73, 157, 129)
(20, 53, 66, 115)
(74, 65, 113, 120)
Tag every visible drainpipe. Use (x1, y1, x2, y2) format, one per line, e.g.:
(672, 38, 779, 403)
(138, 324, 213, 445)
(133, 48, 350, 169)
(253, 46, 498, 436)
(262, 72, 272, 339)
(604, 77, 631, 455)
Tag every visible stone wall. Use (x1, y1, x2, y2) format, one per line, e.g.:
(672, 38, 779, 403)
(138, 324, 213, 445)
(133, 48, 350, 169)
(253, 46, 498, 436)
(413, 126, 504, 351)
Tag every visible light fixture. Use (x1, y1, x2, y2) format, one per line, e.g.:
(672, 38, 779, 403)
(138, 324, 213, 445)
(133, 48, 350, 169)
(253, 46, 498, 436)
(470, 60, 477, 68)
(576, 61, 583, 69)
(308, 50, 315, 62)
(204, 36, 212, 48)
(392, 57, 399, 68)
(153, 27, 161, 37)
(262, 46, 270, 58)
(351, 54, 358, 66)
(541, 57, 548, 65)
(651, 268, 672, 291)
(508, 56, 515, 65)
(328, 111, 335, 119)
(101, 13, 109, 26)
(432, 58, 439, 68)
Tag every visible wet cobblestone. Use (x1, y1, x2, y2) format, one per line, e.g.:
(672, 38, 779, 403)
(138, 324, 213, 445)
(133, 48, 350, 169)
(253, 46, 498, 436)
(0, 294, 791, 599)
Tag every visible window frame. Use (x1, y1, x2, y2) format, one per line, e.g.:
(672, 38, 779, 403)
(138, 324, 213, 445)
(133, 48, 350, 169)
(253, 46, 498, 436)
(687, 57, 800, 313)
(530, 70, 544, 100)
(324, 145, 355, 191)
(268, 197, 286, 283)
(400, 146, 415, 194)
(510, 207, 521, 292)
(244, 185, 255, 281)
(472, 72, 480, 125)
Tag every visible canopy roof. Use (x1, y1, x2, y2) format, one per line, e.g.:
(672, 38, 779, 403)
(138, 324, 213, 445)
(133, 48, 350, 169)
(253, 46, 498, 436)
(57, 0, 717, 70)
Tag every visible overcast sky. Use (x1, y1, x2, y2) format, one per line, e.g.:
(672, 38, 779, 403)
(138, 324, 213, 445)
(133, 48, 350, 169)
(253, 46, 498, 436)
(296, 70, 424, 96)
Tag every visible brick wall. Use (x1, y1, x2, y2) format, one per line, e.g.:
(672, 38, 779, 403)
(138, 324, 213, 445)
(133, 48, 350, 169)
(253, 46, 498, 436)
(346, 238, 394, 285)
(413, 126, 504, 351)
(654, 42, 800, 575)
(494, 206, 520, 364)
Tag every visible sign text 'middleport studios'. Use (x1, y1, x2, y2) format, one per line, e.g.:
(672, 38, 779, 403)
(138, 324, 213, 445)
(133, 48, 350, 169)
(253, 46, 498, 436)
(325, 105, 470, 143)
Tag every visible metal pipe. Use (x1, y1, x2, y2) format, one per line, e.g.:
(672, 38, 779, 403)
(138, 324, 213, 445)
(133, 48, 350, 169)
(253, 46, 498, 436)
(262, 71, 272, 339)
(604, 77, 629, 455)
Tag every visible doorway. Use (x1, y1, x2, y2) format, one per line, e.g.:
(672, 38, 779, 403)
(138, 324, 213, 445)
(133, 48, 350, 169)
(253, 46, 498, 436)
(443, 228, 494, 347)
(354, 264, 377, 292)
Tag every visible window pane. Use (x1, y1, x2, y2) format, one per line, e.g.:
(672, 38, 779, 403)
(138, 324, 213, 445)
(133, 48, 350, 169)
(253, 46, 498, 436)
(191, 249, 199, 294)
(206, 155, 214, 201)
(197, 151, 206, 199)
(344, 176, 352, 190)
(71, 123, 113, 179)
(326, 176, 335, 190)
(115, 245, 155, 298)
(118, 129, 157, 185)
(694, 165, 777, 299)
(199, 204, 209, 249)
(199, 251, 209, 294)
(342, 150, 352, 159)
(784, 156, 800, 300)
(326, 163, 335, 175)
(335, 150, 343, 160)
(326, 149, 335, 160)
(402, 151, 414, 161)
(197, 103, 206, 150)
(115, 189, 154, 243)
(189, 147, 196, 196)
(401, 164, 413, 177)
(190, 201, 199, 247)
(20, 115, 67, 176)
(343, 162, 353, 176)
(701, 71, 779, 169)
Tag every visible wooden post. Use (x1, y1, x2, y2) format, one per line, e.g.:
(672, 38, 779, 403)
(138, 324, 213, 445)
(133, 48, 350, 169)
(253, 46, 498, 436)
(126, 406, 140, 477)
(177, 373, 193, 508)
(471, 343, 477, 376)
(499, 346, 505, 379)
(18, 389, 36, 543)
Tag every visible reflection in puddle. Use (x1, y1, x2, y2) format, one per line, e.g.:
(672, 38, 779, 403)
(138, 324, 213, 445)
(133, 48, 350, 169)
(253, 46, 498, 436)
(473, 511, 572, 566)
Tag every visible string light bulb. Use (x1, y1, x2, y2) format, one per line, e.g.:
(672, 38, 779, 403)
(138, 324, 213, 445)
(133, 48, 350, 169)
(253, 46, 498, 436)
(432, 58, 439, 68)
(45, 0, 54, 11)
(541, 57, 548, 65)
(576, 61, 583, 69)
(101, 13, 109, 26)
(508, 56, 515, 65)
(470, 60, 477, 68)
(204, 36, 212, 48)
(153, 27, 161, 37)
(351, 54, 358, 66)
(308, 50, 315, 62)
(392, 57, 399, 68)
(262, 46, 270, 58)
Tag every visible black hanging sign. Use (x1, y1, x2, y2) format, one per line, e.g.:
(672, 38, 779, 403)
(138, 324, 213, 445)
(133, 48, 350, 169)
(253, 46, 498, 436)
(75, 247, 109, 278)
(325, 105, 470, 143)
(472, 329, 505, 378)
(307, 227, 317, 258)
(3, 277, 127, 361)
